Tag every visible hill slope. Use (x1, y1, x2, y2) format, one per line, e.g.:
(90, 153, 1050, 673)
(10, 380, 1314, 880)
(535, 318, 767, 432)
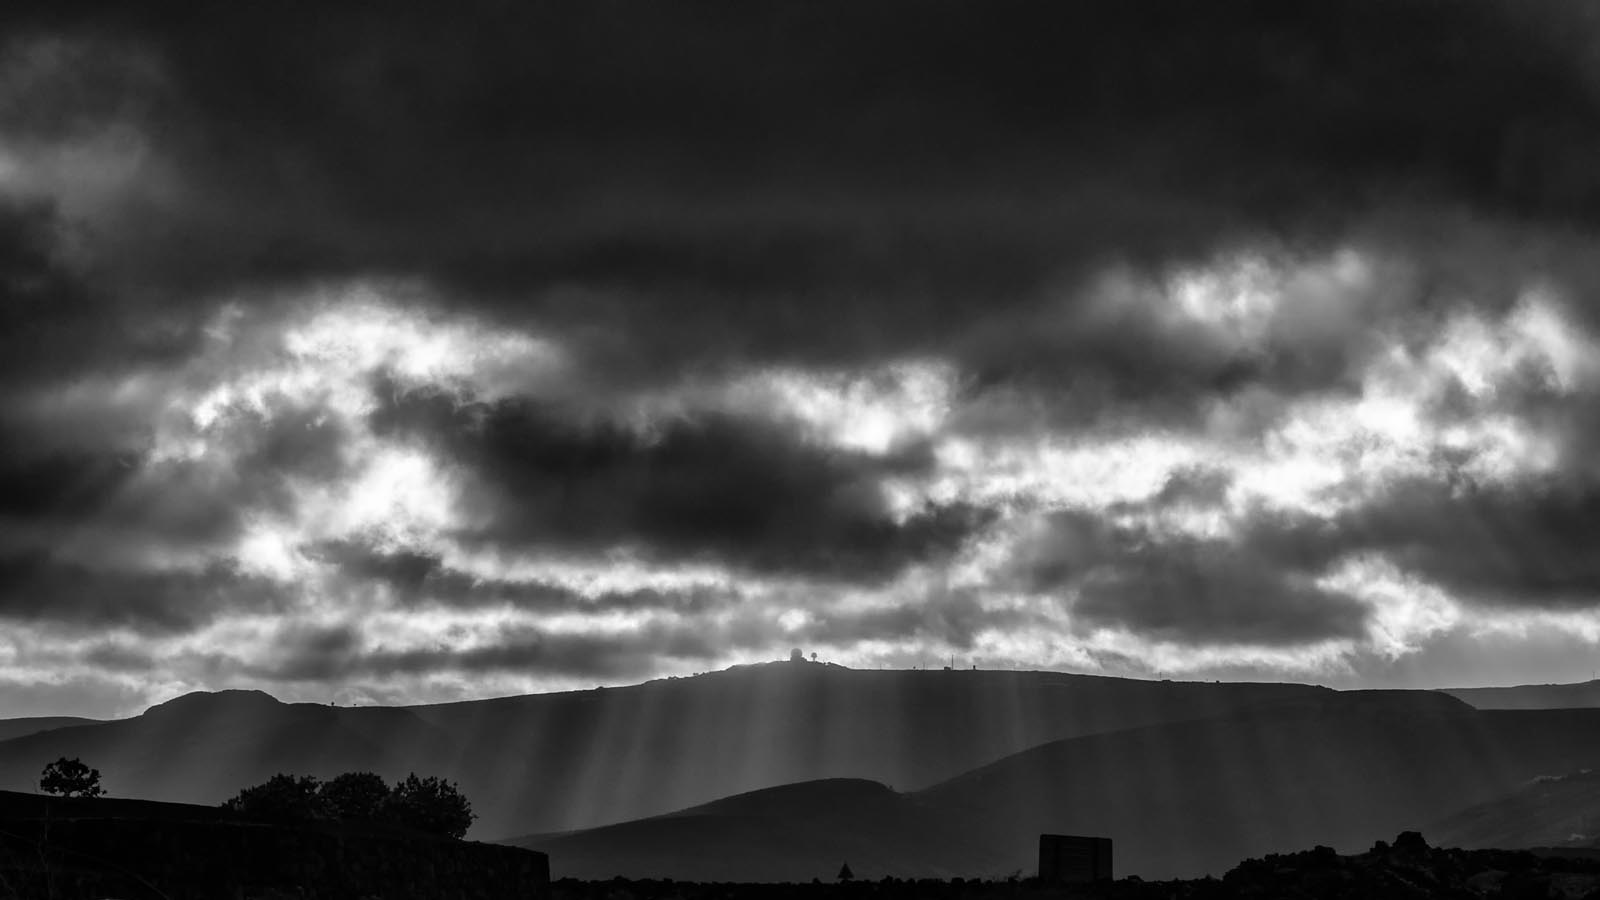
(514, 690, 1600, 880)
(915, 691, 1600, 878)
(398, 664, 1325, 836)
(0, 690, 453, 809)
(518, 779, 1004, 882)
(1442, 680, 1600, 710)
(0, 666, 1327, 839)
(1427, 768, 1600, 849)
(0, 716, 101, 743)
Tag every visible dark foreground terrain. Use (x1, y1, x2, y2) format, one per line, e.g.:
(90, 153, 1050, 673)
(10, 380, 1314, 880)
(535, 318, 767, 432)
(2, 791, 1595, 900)
(0, 791, 549, 900)
(555, 835, 1600, 900)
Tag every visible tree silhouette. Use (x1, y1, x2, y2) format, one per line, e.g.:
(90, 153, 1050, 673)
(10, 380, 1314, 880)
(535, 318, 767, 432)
(222, 774, 328, 821)
(837, 861, 854, 881)
(218, 771, 477, 838)
(39, 757, 104, 797)
(386, 773, 476, 839)
(321, 771, 389, 821)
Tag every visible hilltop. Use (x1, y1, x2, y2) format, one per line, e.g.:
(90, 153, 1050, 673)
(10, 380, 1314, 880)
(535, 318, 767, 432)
(0, 665, 1327, 839)
(514, 690, 1600, 879)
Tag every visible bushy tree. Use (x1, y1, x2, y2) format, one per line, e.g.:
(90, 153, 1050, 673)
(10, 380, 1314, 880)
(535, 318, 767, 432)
(222, 774, 328, 821)
(220, 771, 476, 838)
(384, 773, 476, 839)
(320, 771, 389, 821)
(39, 757, 104, 797)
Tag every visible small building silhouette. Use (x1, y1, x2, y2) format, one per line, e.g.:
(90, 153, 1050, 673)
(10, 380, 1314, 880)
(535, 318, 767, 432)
(1038, 834, 1112, 883)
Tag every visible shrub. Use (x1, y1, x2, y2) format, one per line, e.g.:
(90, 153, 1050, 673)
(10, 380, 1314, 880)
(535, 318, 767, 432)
(384, 773, 476, 839)
(222, 771, 476, 837)
(39, 757, 104, 798)
(321, 771, 390, 821)
(222, 774, 328, 821)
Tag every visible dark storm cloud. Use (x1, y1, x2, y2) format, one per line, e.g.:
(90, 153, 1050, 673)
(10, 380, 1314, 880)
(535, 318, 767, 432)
(0, 200, 117, 385)
(1147, 468, 1234, 510)
(10, 0, 1600, 395)
(249, 621, 721, 684)
(1011, 465, 1600, 647)
(8, 0, 1600, 695)
(81, 640, 157, 673)
(0, 393, 361, 633)
(310, 540, 740, 616)
(372, 386, 991, 579)
(1017, 511, 1370, 646)
(0, 443, 140, 520)
(0, 552, 290, 634)
(1072, 544, 1368, 646)
(0, 393, 355, 554)
(796, 591, 1035, 652)
(239, 592, 1034, 684)
(1257, 479, 1600, 611)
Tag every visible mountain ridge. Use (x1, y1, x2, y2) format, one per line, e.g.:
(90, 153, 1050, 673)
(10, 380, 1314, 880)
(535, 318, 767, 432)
(0, 665, 1332, 839)
(511, 689, 1600, 880)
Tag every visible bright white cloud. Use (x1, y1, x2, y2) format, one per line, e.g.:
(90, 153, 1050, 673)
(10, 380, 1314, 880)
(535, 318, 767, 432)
(10, 246, 1600, 712)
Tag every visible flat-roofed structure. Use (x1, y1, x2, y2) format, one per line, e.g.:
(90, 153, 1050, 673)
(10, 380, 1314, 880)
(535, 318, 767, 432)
(1038, 833, 1113, 883)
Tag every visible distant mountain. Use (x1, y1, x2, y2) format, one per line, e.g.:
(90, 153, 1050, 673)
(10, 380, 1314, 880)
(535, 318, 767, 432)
(1442, 680, 1600, 710)
(516, 690, 1600, 880)
(0, 667, 1328, 839)
(0, 716, 101, 743)
(1427, 768, 1600, 850)
(0, 690, 452, 808)
(338, 663, 1338, 836)
(517, 778, 1007, 882)
(398, 664, 1327, 837)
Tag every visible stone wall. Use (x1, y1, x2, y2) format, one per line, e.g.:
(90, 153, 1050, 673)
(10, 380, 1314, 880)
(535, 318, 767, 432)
(0, 812, 549, 899)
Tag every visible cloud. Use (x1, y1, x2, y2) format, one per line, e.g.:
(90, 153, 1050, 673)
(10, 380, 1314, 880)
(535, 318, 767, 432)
(6, 1, 1600, 707)
(242, 619, 726, 684)
(1258, 479, 1600, 612)
(0, 552, 290, 634)
(1012, 511, 1370, 647)
(10, 1, 1600, 389)
(373, 386, 992, 579)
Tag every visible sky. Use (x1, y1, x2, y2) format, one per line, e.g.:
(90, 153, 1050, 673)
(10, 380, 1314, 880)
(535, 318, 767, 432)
(6, 1, 1600, 717)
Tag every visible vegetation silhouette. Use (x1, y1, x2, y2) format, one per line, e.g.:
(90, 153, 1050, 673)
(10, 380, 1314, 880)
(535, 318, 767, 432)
(38, 757, 104, 798)
(386, 772, 477, 839)
(222, 770, 475, 838)
(321, 770, 390, 821)
(222, 773, 325, 821)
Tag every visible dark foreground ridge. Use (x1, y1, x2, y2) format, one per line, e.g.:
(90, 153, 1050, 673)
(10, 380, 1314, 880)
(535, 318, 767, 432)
(3, 790, 1596, 900)
(548, 834, 1600, 900)
(0, 790, 549, 900)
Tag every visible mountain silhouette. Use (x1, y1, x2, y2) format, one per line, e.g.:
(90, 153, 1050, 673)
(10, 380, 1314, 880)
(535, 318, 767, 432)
(513, 689, 1600, 879)
(0, 716, 100, 743)
(512, 778, 1002, 882)
(0, 666, 1327, 839)
(1442, 679, 1600, 710)
(0, 690, 451, 809)
(17, 667, 1600, 869)
(395, 664, 1326, 836)
(1427, 767, 1600, 850)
